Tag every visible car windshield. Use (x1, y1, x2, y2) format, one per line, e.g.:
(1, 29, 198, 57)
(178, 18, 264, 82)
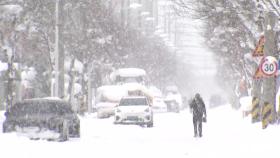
(119, 98, 148, 106)
(10, 100, 73, 116)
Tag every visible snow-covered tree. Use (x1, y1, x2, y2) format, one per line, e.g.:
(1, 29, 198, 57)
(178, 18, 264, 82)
(173, 0, 280, 108)
(0, 0, 178, 111)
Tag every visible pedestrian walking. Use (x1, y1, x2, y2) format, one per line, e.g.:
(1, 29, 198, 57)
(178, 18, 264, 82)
(190, 93, 207, 137)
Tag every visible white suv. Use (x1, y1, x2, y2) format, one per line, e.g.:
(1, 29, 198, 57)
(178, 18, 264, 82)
(114, 96, 153, 127)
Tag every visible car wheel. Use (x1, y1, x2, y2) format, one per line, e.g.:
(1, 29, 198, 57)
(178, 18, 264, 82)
(70, 123, 80, 138)
(74, 123, 80, 138)
(2, 122, 15, 133)
(147, 121, 153, 128)
(59, 120, 69, 141)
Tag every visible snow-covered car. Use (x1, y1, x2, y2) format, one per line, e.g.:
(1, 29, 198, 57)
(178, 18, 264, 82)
(114, 96, 153, 127)
(164, 99, 180, 113)
(152, 97, 167, 113)
(96, 102, 118, 118)
(2, 98, 80, 141)
(95, 85, 128, 118)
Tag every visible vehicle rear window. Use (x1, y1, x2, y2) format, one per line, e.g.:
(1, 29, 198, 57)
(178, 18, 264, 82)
(119, 98, 148, 106)
(10, 100, 73, 116)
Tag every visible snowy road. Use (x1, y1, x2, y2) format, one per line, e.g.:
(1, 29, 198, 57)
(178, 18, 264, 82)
(0, 105, 279, 158)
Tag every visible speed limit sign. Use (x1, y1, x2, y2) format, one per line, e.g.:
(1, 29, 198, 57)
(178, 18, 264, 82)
(260, 56, 278, 76)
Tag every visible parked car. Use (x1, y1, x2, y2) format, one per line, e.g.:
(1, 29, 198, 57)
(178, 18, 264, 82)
(152, 97, 167, 113)
(114, 96, 153, 127)
(2, 98, 80, 141)
(96, 102, 118, 118)
(95, 85, 127, 118)
(164, 99, 180, 113)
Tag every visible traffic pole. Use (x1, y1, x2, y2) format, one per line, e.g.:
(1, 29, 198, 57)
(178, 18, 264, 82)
(262, 11, 278, 127)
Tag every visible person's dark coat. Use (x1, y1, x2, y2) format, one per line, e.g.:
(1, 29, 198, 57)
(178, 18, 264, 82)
(190, 93, 207, 137)
(190, 96, 206, 119)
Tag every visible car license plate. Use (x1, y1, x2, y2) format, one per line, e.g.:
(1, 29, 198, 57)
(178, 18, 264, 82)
(127, 116, 138, 121)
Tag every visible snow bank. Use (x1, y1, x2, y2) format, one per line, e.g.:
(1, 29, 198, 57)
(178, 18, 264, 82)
(240, 96, 252, 111)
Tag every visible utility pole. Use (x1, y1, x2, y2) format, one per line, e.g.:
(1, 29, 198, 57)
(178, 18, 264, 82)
(262, 11, 278, 120)
(251, 0, 264, 122)
(6, 15, 18, 111)
(55, 0, 64, 98)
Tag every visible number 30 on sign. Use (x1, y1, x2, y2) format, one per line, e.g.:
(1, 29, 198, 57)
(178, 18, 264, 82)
(261, 56, 278, 76)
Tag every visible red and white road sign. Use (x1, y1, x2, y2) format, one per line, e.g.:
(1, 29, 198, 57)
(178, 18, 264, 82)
(260, 56, 278, 76)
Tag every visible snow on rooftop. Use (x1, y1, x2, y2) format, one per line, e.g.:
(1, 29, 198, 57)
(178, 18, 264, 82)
(239, 96, 252, 112)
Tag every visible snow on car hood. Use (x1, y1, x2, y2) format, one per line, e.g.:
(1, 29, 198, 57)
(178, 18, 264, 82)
(117, 106, 149, 113)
